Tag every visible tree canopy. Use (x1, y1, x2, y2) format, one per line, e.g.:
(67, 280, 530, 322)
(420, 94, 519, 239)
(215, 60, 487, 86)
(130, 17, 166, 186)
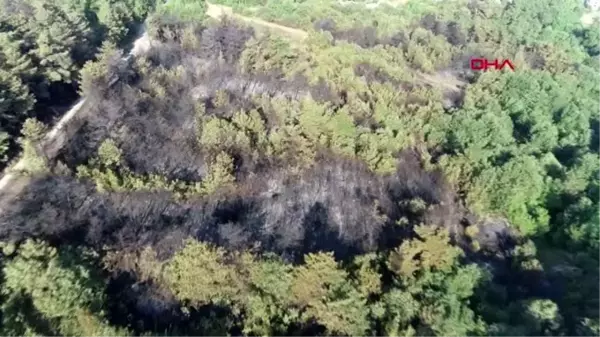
(0, 0, 597, 335)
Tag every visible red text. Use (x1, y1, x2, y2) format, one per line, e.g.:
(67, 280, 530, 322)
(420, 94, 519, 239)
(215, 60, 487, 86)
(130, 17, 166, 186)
(470, 58, 515, 71)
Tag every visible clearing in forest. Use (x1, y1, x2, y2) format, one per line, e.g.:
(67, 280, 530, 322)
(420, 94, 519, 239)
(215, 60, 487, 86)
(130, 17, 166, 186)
(581, 11, 599, 26)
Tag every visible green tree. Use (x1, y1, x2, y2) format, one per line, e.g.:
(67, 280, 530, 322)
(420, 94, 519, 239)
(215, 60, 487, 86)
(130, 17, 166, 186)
(29, 0, 91, 82)
(96, 0, 135, 43)
(0, 69, 35, 130)
(291, 252, 371, 336)
(18, 118, 48, 173)
(200, 152, 236, 194)
(97, 138, 122, 167)
(388, 225, 462, 280)
(2, 240, 125, 336)
(155, 0, 206, 22)
(0, 31, 37, 83)
(578, 24, 600, 56)
(387, 226, 487, 336)
(243, 256, 297, 336)
(469, 156, 549, 236)
(164, 240, 246, 306)
(523, 299, 564, 336)
(79, 41, 122, 96)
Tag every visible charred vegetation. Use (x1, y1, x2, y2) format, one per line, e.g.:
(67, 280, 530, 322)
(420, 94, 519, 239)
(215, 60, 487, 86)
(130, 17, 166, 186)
(0, 150, 463, 262)
(1, 16, 473, 259)
(1, 0, 595, 334)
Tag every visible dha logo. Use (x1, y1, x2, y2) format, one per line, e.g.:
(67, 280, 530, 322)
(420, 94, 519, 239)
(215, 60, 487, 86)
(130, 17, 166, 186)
(470, 58, 515, 71)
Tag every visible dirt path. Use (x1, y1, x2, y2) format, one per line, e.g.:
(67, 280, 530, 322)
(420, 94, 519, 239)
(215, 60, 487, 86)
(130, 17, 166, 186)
(206, 2, 308, 40)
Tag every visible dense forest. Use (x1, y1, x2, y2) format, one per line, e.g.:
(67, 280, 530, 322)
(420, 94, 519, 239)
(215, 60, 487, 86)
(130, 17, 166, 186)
(0, 0, 598, 335)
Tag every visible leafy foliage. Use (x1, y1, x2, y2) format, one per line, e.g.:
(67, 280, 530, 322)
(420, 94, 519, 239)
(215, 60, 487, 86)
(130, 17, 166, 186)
(1, 240, 127, 336)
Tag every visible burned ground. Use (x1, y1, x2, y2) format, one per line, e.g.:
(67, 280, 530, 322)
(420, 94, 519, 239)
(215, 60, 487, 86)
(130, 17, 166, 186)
(0, 17, 472, 260)
(0, 150, 463, 263)
(0, 1, 594, 334)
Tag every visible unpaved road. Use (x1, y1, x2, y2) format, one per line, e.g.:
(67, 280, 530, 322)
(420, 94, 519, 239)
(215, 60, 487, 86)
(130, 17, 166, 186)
(206, 2, 308, 40)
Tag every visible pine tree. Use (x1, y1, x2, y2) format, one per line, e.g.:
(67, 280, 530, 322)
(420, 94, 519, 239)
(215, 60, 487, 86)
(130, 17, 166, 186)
(0, 68, 35, 130)
(291, 252, 371, 335)
(388, 225, 462, 280)
(200, 151, 236, 194)
(164, 240, 245, 305)
(30, 0, 81, 83)
(2, 239, 123, 336)
(79, 41, 122, 95)
(97, 138, 122, 167)
(96, 0, 134, 43)
(18, 117, 48, 173)
(0, 31, 37, 82)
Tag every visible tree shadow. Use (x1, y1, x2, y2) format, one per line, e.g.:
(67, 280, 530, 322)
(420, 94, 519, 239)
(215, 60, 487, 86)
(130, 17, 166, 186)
(299, 202, 360, 262)
(105, 270, 241, 336)
(465, 225, 599, 335)
(0, 293, 57, 336)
